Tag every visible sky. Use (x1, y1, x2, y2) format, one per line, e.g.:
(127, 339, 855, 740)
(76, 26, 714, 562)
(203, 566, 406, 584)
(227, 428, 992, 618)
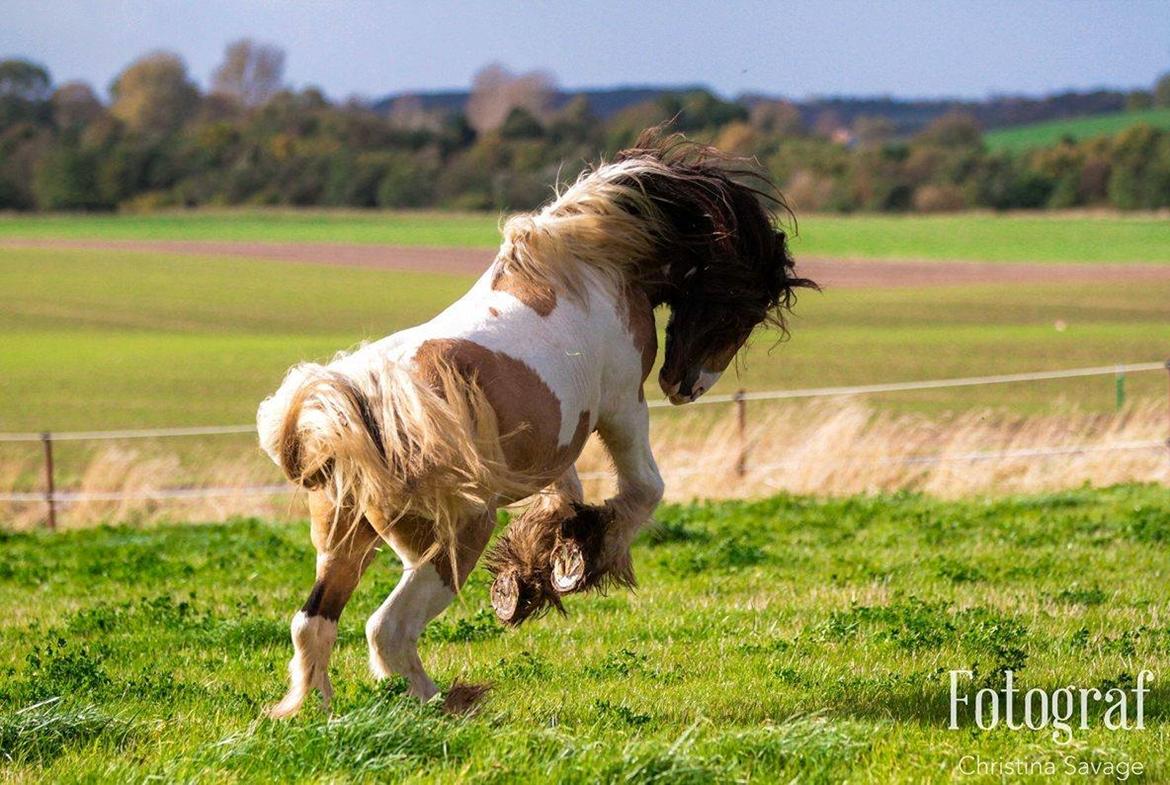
(3, 0, 1169, 102)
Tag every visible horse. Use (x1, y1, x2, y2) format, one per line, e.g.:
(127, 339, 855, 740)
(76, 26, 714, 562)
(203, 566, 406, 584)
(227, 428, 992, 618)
(255, 130, 816, 716)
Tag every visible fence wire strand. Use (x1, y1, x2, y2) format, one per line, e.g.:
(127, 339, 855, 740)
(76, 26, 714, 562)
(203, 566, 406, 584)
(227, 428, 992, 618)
(1, 361, 1164, 443)
(1, 361, 1167, 510)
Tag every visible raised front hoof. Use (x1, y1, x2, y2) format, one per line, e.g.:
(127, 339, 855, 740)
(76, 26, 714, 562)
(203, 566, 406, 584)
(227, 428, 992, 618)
(490, 571, 521, 624)
(550, 539, 586, 594)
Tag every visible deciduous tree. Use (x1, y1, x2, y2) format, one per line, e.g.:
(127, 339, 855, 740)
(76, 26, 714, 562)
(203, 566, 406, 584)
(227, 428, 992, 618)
(212, 39, 286, 108)
(466, 63, 555, 134)
(110, 52, 198, 135)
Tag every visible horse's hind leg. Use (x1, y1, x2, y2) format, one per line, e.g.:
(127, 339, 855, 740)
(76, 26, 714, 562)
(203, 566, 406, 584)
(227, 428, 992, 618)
(269, 491, 380, 718)
(365, 511, 494, 701)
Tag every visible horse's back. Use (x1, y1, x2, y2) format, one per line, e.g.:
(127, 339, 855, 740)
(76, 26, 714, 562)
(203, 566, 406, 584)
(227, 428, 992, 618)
(342, 265, 628, 478)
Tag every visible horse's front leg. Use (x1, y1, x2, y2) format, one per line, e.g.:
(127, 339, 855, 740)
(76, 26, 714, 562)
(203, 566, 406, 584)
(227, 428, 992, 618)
(551, 402, 664, 592)
(486, 468, 585, 624)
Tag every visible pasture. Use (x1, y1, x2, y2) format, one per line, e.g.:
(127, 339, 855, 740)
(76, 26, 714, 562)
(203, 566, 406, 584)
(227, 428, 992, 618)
(2, 243, 1169, 433)
(2, 213, 1168, 517)
(2, 485, 1170, 782)
(1, 213, 1169, 781)
(4, 209, 1170, 263)
(984, 107, 1170, 153)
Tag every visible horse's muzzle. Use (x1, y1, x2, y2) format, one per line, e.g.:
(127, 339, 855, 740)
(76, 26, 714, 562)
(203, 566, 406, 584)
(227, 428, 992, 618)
(660, 367, 722, 405)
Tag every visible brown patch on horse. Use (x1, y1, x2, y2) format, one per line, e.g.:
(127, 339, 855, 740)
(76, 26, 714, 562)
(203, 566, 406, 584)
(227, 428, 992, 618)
(491, 265, 557, 317)
(621, 285, 657, 401)
(488, 306, 500, 318)
(442, 681, 491, 715)
(414, 338, 587, 479)
(302, 492, 381, 620)
(376, 511, 494, 593)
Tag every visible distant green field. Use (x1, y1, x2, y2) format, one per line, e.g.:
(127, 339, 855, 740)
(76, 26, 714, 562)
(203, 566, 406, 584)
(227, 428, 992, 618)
(2, 246, 1167, 435)
(4, 209, 1170, 263)
(985, 107, 1170, 153)
(0, 210, 502, 248)
(3, 485, 1170, 782)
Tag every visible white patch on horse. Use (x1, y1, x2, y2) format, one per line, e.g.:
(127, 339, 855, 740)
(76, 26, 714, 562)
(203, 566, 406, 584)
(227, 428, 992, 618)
(694, 369, 722, 398)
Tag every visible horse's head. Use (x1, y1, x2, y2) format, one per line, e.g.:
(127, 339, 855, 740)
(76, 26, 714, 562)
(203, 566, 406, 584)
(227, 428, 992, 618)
(656, 226, 799, 403)
(610, 135, 818, 405)
(493, 129, 816, 405)
(657, 220, 806, 403)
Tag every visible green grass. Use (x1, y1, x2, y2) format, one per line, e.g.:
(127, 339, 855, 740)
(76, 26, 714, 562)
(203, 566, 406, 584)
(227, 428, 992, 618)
(2, 485, 1169, 782)
(985, 107, 1170, 153)
(2, 245, 1168, 435)
(4, 209, 1170, 263)
(0, 210, 503, 248)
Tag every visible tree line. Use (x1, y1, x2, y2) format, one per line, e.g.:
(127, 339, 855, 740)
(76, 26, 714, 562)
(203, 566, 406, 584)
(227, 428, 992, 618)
(3, 42, 1170, 213)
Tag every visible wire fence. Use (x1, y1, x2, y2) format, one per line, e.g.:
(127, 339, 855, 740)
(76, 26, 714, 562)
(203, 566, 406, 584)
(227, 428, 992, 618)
(2, 360, 1168, 526)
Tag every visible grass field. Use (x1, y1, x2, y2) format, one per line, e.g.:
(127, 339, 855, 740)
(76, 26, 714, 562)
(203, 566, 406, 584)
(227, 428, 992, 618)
(2, 485, 1169, 782)
(3, 245, 1168, 435)
(985, 107, 1170, 153)
(4, 209, 1170, 263)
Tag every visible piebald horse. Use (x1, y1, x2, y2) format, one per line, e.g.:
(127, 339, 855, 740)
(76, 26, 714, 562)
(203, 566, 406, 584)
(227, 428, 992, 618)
(256, 131, 815, 716)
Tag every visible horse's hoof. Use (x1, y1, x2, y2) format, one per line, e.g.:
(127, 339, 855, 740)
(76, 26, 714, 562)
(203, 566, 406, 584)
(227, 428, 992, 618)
(551, 540, 586, 594)
(490, 571, 521, 623)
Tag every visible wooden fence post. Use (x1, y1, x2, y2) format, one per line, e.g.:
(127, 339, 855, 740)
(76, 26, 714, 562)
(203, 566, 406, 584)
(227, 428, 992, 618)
(735, 389, 748, 477)
(1165, 360, 1170, 457)
(1115, 368, 1126, 411)
(41, 432, 57, 530)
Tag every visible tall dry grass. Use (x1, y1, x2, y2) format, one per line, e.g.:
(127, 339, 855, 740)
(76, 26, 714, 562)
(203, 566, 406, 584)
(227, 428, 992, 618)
(579, 397, 1169, 500)
(1, 398, 1167, 529)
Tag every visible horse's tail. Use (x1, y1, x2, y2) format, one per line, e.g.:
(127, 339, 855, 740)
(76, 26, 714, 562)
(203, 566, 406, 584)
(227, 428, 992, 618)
(257, 355, 526, 570)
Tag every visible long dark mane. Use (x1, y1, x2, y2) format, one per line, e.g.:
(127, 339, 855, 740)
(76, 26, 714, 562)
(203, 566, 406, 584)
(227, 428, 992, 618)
(613, 128, 819, 339)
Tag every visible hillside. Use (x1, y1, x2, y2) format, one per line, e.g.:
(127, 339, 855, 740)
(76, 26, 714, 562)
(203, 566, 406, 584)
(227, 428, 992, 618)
(371, 85, 707, 119)
(985, 107, 1170, 152)
(374, 85, 1128, 132)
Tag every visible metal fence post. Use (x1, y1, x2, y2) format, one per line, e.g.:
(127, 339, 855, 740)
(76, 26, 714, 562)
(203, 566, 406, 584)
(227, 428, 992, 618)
(735, 389, 747, 477)
(41, 432, 57, 530)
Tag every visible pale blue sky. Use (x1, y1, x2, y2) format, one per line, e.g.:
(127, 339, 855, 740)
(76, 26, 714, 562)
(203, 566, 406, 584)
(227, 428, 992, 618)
(3, 0, 1168, 101)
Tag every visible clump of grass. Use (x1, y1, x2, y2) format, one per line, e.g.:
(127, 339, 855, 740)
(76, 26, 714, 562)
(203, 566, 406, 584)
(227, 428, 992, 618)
(203, 694, 474, 779)
(493, 650, 551, 680)
(642, 512, 711, 546)
(585, 648, 651, 679)
(593, 699, 652, 728)
(8, 637, 111, 703)
(423, 609, 503, 643)
(0, 701, 134, 766)
(934, 556, 984, 583)
(705, 717, 871, 781)
(1051, 583, 1109, 606)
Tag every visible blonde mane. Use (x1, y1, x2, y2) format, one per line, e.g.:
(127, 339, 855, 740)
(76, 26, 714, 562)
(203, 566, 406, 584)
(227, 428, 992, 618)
(497, 156, 674, 299)
(493, 129, 803, 325)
